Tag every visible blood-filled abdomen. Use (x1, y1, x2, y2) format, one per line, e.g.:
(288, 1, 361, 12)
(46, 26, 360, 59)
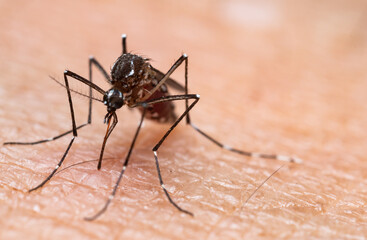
(138, 83, 177, 123)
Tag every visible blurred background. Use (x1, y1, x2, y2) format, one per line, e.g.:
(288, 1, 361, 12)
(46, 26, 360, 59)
(0, 0, 366, 239)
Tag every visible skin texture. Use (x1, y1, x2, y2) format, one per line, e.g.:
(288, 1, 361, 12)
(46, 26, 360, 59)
(1, 0, 367, 239)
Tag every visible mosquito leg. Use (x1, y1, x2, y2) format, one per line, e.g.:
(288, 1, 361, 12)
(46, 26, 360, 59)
(50, 69, 109, 170)
(178, 56, 301, 163)
(28, 70, 87, 191)
(189, 123, 302, 163)
(3, 56, 108, 146)
(85, 109, 146, 221)
(4, 125, 86, 146)
(184, 54, 190, 124)
(141, 54, 188, 102)
(122, 34, 127, 54)
(29, 137, 75, 192)
(136, 94, 200, 216)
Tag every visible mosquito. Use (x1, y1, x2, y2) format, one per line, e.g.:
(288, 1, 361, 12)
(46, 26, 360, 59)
(4, 34, 301, 221)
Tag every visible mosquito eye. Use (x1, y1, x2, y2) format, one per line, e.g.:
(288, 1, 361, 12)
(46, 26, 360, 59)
(104, 89, 124, 111)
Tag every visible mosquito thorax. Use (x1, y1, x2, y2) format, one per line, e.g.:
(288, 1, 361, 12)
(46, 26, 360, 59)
(110, 53, 151, 91)
(103, 88, 124, 112)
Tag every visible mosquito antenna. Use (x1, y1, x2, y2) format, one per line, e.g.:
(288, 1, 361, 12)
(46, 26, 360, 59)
(50, 76, 103, 103)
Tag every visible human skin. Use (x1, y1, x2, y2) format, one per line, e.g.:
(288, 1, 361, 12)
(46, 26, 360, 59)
(1, 1, 367, 239)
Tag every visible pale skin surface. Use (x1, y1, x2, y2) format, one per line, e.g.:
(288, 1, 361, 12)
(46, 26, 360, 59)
(1, 1, 367, 239)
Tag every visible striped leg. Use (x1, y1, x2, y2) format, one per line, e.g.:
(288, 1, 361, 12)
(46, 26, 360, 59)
(84, 109, 145, 221)
(138, 94, 200, 216)
(4, 56, 108, 146)
(189, 123, 302, 163)
(27, 70, 84, 191)
(181, 55, 302, 164)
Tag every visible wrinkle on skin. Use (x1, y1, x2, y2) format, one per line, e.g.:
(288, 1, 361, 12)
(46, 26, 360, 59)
(1, 0, 367, 239)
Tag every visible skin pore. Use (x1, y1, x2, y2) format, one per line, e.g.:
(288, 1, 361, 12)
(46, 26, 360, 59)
(1, 1, 367, 239)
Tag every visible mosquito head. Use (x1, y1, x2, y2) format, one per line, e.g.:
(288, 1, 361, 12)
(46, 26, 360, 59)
(103, 88, 125, 112)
